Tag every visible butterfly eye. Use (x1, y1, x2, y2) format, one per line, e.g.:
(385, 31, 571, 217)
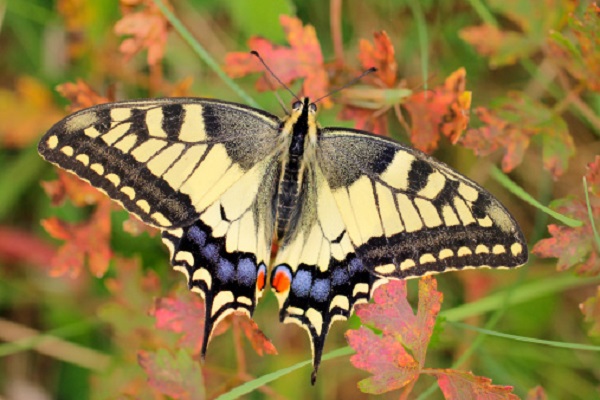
(292, 100, 302, 110)
(309, 103, 317, 113)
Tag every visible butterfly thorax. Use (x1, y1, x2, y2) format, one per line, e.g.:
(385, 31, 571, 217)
(274, 98, 318, 241)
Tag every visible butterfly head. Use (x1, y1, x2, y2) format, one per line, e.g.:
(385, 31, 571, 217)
(286, 98, 319, 147)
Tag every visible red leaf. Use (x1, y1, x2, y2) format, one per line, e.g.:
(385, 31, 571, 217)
(138, 349, 205, 400)
(224, 15, 331, 107)
(41, 200, 113, 277)
(237, 314, 278, 356)
(338, 105, 389, 136)
(114, 0, 170, 66)
(433, 369, 518, 400)
(580, 286, 600, 336)
(355, 277, 442, 365)
(346, 277, 443, 394)
(460, 92, 574, 177)
(346, 326, 419, 394)
(586, 156, 600, 196)
(404, 68, 470, 153)
(358, 31, 397, 88)
(532, 196, 599, 275)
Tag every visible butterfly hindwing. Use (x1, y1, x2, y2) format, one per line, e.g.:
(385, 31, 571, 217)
(38, 98, 280, 228)
(161, 156, 278, 354)
(316, 128, 528, 278)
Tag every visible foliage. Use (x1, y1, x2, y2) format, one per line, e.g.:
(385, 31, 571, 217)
(1, 0, 600, 399)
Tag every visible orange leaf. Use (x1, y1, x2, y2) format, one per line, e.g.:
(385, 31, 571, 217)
(460, 92, 574, 177)
(56, 79, 111, 112)
(224, 15, 331, 107)
(237, 314, 278, 356)
(114, 0, 170, 66)
(0, 76, 64, 148)
(41, 169, 105, 207)
(404, 68, 470, 153)
(338, 105, 388, 136)
(433, 369, 519, 399)
(358, 31, 397, 88)
(41, 200, 113, 277)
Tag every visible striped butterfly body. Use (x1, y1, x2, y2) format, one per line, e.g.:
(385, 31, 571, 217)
(39, 96, 528, 382)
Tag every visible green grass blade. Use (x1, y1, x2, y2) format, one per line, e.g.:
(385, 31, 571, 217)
(407, 0, 428, 91)
(215, 347, 354, 400)
(151, 0, 259, 108)
(443, 274, 600, 321)
(450, 321, 600, 351)
(490, 165, 583, 227)
(583, 177, 600, 252)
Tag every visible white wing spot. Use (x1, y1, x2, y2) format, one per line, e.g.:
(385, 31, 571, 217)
(76, 154, 90, 166)
(60, 146, 74, 156)
(493, 244, 506, 254)
(458, 247, 472, 256)
(475, 244, 489, 254)
(511, 242, 523, 256)
(375, 263, 396, 274)
(400, 259, 416, 270)
(90, 163, 104, 175)
(47, 135, 59, 149)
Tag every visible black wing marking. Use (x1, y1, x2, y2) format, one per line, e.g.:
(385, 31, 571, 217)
(38, 98, 280, 228)
(316, 128, 528, 279)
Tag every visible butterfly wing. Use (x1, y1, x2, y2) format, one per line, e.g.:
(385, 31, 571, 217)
(271, 127, 528, 382)
(316, 128, 528, 278)
(38, 98, 281, 228)
(38, 98, 282, 354)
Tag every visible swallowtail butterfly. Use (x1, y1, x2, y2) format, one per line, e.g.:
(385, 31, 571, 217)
(38, 93, 527, 382)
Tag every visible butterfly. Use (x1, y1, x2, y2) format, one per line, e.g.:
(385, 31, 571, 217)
(38, 95, 528, 383)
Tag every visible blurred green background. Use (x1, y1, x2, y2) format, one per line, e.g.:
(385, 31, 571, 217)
(1, 0, 599, 399)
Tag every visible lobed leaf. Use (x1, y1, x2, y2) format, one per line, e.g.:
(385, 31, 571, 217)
(41, 200, 113, 277)
(461, 91, 574, 178)
(404, 68, 470, 153)
(224, 15, 331, 107)
(115, 0, 170, 66)
(432, 369, 518, 400)
(138, 348, 205, 400)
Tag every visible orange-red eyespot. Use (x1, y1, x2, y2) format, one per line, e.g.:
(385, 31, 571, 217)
(271, 265, 292, 293)
(256, 263, 267, 292)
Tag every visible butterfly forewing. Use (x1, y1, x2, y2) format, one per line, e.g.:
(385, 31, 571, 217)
(316, 128, 528, 278)
(38, 98, 281, 228)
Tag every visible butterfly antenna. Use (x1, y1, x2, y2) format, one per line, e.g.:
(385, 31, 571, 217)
(312, 67, 377, 104)
(251, 51, 301, 103)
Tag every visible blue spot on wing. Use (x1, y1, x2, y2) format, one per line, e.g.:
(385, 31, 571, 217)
(237, 258, 257, 286)
(332, 268, 349, 286)
(291, 270, 312, 297)
(201, 243, 219, 262)
(188, 225, 206, 246)
(217, 257, 235, 283)
(310, 279, 330, 302)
